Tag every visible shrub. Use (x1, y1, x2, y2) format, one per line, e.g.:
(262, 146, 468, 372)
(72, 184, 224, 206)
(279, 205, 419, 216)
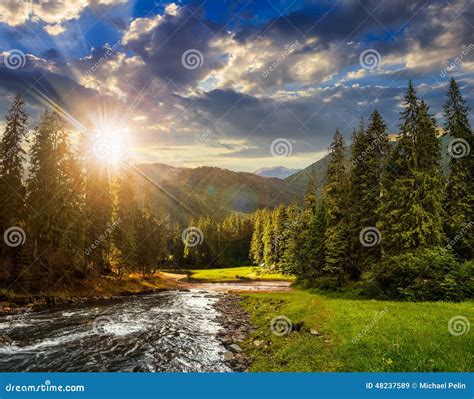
(368, 247, 471, 301)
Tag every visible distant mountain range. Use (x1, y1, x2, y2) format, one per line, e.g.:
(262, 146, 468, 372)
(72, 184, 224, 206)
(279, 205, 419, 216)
(134, 135, 452, 221)
(254, 166, 301, 179)
(133, 163, 305, 222)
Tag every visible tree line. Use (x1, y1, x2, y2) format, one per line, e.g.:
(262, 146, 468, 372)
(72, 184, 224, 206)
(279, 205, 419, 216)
(0, 95, 252, 294)
(249, 79, 473, 301)
(1, 79, 472, 301)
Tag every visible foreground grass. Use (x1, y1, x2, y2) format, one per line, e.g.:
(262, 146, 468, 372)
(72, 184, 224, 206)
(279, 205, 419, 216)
(188, 266, 295, 282)
(242, 289, 473, 371)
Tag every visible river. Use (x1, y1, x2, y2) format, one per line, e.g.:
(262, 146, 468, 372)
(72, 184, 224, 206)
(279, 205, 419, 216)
(0, 289, 231, 372)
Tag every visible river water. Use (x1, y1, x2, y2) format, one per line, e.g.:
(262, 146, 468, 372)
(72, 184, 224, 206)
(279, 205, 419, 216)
(0, 289, 231, 372)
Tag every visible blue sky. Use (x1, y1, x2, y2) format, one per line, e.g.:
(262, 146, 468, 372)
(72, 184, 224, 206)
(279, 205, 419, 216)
(0, 0, 473, 172)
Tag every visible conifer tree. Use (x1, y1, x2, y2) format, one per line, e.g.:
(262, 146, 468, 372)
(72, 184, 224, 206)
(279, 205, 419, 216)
(262, 210, 276, 268)
(82, 135, 113, 277)
(249, 209, 264, 265)
(379, 82, 444, 256)
(443, 78, 473, 258)
(0, 93, 28, 285)
(114, 167, 138, 273)
(26, 112, 84, 289)
(323, 129, 350, 284)
(303, 199, 327, 277)
(349, 112, 389, 275)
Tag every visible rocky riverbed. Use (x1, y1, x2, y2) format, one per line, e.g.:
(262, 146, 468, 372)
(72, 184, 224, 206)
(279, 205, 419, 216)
(213, 294, 252, 372)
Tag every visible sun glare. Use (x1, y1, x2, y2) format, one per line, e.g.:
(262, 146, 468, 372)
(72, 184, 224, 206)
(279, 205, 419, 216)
(91, 127, 130, 166)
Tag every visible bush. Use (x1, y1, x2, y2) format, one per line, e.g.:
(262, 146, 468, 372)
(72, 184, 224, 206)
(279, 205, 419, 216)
(368, 248, 472, 301)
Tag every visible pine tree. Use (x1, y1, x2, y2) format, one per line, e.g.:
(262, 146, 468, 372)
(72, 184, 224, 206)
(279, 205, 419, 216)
(323, 129, 350, 284)
(279, 203, 305, 275)
(25, 111, 84, 289)
(379, 82, 444, 256)
(303, 199, 327, 277)
(262, 210, 276, 268)
(82, 133, 113, 277)
(349, 112, 389, 275)
(249, 209, 264, 266)
(0, 93, 28, 288)
(304, 165, 318, 215)
(443, 78, 473, 258)
(114, 167, 138, 273)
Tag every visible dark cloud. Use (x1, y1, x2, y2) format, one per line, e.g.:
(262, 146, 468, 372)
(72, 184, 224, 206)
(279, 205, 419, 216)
(123, 5, 227, 88)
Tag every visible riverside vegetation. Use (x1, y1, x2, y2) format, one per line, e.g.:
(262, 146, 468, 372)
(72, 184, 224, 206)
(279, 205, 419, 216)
(0, 79, 472, 302)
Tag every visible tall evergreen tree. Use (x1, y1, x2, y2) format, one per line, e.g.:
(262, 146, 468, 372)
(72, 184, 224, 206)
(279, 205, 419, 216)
(249, 209, 264, 266)
(443, 78, 474, 258)
(379, 83, 444, 256)
(0, 93, 28, 286)
(323, 129, 350, 284)
(82, 134, 113, 277)
(349, 112, 389, 275)
(26, 111, 84, 289)
(114, 167, 138, 274)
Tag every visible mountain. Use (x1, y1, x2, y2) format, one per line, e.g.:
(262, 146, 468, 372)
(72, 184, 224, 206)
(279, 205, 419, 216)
(133, 136, 452, 222)
(285, 134, 452, 195)
(254, 166, 300, 179)
(133, 163, 305, 222)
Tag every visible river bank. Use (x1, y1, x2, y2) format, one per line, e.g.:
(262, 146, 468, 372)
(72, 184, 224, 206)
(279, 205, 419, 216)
(0, 273, 180, 316)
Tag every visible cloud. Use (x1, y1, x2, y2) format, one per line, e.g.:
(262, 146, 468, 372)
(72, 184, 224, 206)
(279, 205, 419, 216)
(0, 0, 123, 31)
(44, 23, 65, 36)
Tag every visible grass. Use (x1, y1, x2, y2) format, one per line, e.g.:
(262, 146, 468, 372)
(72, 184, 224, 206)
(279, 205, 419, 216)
(241, 289, 473, 371)
(187, 266, 295, 282)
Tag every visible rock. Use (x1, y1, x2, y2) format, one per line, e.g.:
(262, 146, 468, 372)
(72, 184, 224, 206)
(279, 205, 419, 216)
(223, 351, 234, 361)
(292, 321, 304, 332)
(324, 339, 331, 344)
(310, 329, 321, 336)
(253, 339, 263, 347)
(229, 343, 242, 353)
(222, 336, 233, 345)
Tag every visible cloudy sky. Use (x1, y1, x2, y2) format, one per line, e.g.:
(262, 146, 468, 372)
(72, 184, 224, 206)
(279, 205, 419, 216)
(0, 0, 473, 172)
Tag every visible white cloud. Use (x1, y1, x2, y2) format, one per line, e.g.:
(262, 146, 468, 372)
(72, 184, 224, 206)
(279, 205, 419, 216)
(122, 14, 164, 44)
(44, 23, 65, 36)
(0, 0, 122, 30)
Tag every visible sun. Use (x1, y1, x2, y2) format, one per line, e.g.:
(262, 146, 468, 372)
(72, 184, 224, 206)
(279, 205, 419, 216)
(91, 127, 130, 166)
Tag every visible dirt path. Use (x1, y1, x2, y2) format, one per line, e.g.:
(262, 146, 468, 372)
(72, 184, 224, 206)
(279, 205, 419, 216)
(157, 272, 292, 293)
